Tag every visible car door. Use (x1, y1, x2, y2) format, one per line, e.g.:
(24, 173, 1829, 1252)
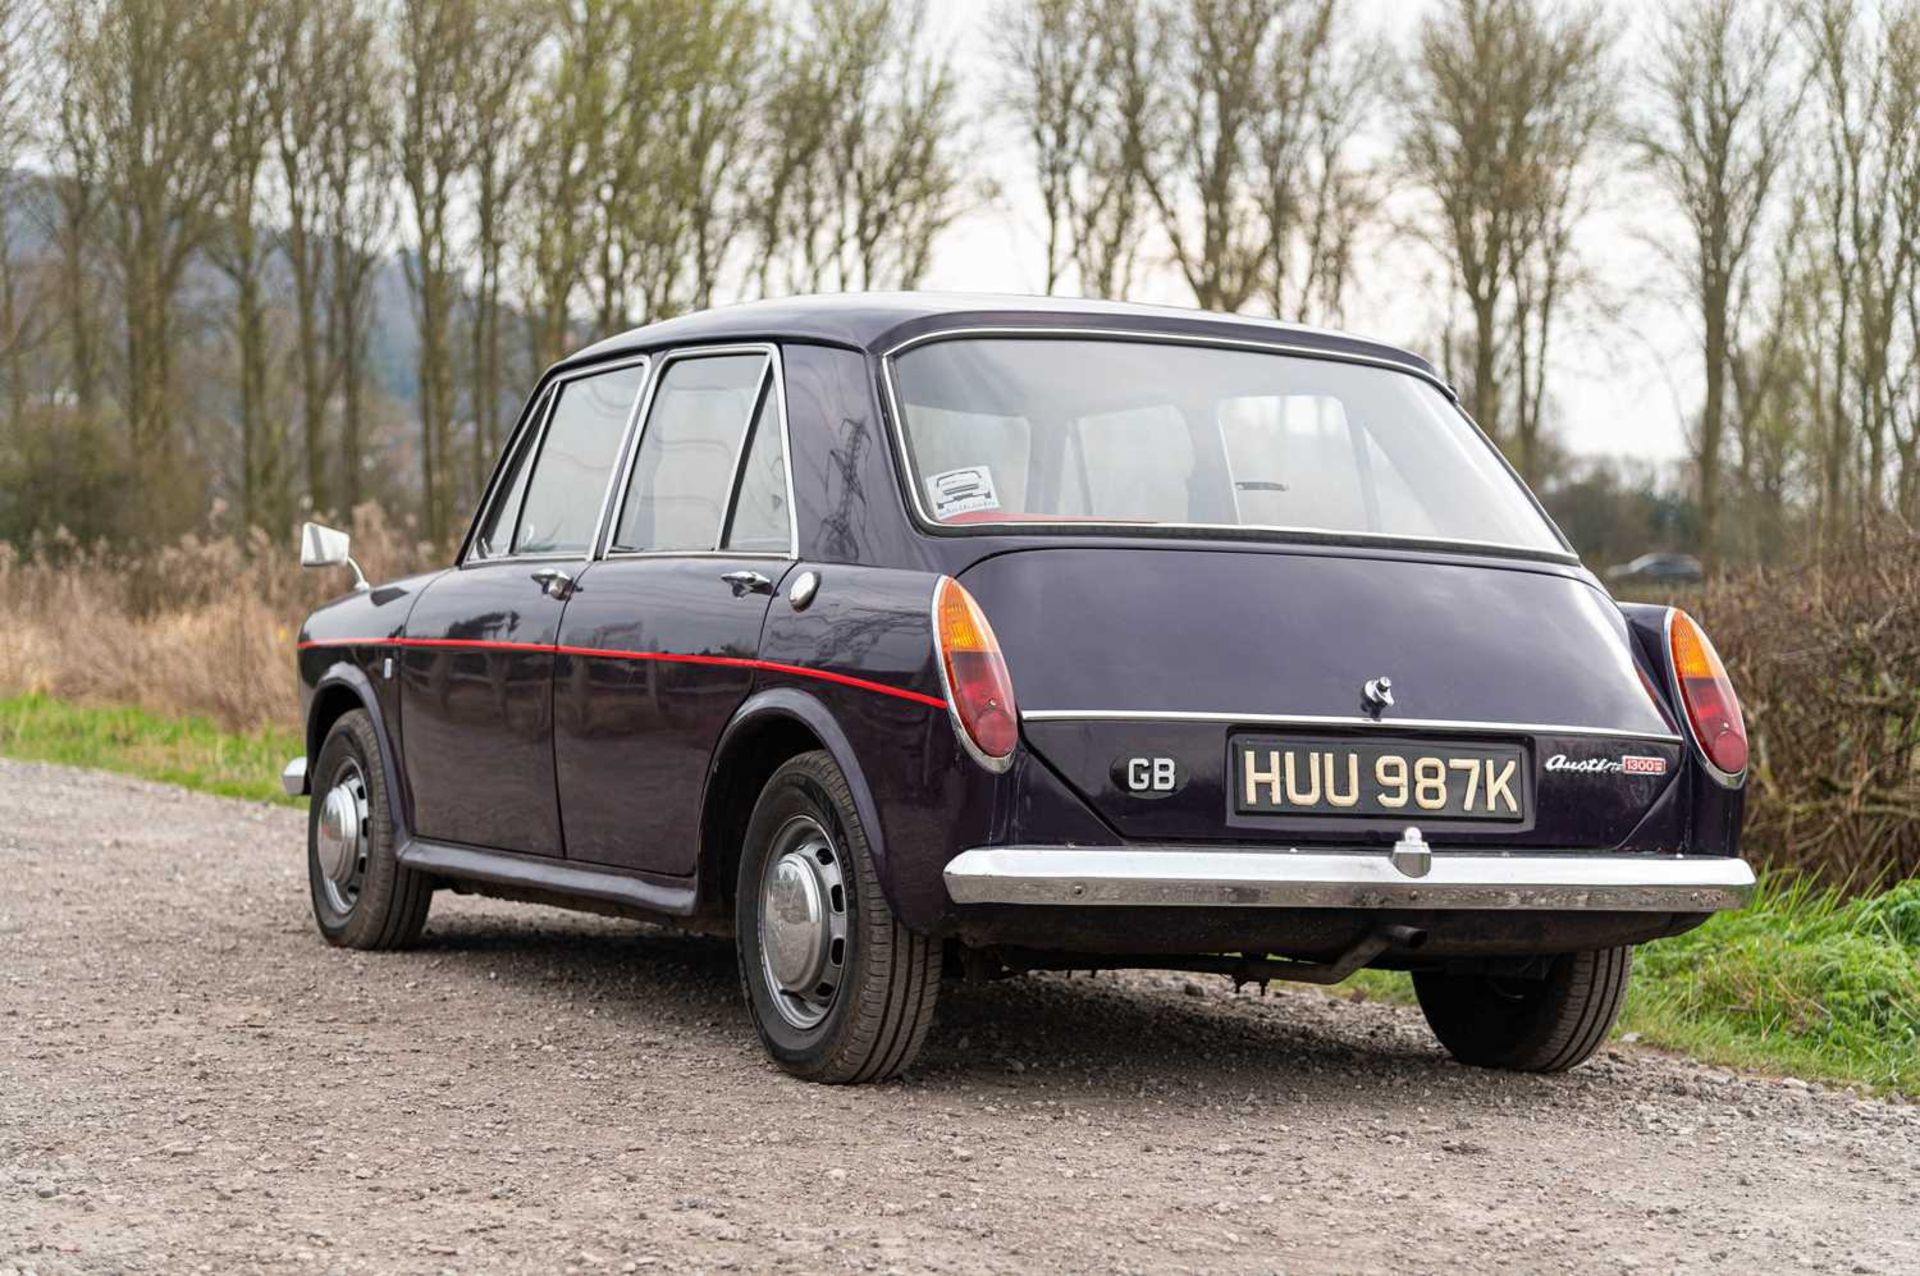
(401, 358, 649, 856)
(553, 345, 793, 876)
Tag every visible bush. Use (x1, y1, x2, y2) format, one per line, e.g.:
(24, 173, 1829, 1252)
(1684, 523, 1920, 885)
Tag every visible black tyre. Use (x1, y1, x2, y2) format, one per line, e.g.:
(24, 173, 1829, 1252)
(1413, 946, 1632, 1073)
(735, 750, 939, 1083)
(307, 709, 432, 950)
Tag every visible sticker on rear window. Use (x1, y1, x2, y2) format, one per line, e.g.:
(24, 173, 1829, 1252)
(927, 466, 1000, 520)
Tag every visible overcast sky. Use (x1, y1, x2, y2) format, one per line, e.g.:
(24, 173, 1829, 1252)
(915, 0, 1703, 466)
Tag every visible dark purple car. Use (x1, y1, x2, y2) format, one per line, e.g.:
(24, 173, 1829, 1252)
(287, 295, 1754, 1083)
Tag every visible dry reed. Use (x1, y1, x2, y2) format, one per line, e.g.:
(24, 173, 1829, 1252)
(0, 507, 431, 730)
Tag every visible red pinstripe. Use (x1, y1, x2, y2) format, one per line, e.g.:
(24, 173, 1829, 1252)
(297, 636, 947, 710)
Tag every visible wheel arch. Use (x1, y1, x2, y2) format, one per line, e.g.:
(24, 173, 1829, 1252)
(306, 661, 411, 841)
(699, 688, 888, 918)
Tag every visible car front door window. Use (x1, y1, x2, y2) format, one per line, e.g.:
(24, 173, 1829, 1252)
(511, 363, 648, 556)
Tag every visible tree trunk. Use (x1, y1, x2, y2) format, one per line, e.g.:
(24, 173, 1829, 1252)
(1471, 289, 1500, 444)
(1698, 303, 1726, 571)
(289, 215, 329, 519)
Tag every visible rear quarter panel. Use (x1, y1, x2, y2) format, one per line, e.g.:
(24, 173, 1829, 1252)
(754, 563, 995, 929)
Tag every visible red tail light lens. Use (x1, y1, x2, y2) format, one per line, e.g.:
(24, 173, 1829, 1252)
(934, 577, 1018, 769)
(1668, 609, 1748, 779)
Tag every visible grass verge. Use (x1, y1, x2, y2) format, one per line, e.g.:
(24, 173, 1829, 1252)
(3, 692, 1913, 1095)
(0, 693, 301, 805)
(1342, 874, 1920, 1096)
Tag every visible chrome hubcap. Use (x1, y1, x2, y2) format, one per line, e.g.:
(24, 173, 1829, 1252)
(315, 761, 369, 916)
(757, 816, 848, 1030)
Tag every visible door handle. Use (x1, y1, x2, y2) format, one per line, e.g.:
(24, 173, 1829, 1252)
(720, 569, 773, 597)
(531, 567, 575, 600)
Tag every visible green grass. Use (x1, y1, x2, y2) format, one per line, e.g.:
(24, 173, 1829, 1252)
(0, 693, 301, 805)
(1341, 874, 1920, 1095)
(3, 692, 1914, 1094)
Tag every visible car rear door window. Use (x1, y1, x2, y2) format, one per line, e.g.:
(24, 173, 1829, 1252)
(722, 387, 790, 552)
(613, 353, 768, 552)
(510, 363, 648, 556)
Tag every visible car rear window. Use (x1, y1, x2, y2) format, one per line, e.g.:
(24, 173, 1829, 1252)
(888, 337, 1565, 555)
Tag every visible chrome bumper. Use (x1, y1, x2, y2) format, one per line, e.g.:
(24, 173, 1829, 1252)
(280, 756, 308, 798)
(943, 847, 1755, 912)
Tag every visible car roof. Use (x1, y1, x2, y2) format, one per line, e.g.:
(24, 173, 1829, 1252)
(559, 292, 1446, 389)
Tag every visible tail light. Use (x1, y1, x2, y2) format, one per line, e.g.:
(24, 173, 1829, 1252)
(1668, 609, 1748, 781)
(933, 577, 1018, 771)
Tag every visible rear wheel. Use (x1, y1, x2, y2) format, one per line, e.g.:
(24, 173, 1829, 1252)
(1413, 946, 1631, 1073)
(308, 709, 432, 950)
(735, 751, 939, 1083)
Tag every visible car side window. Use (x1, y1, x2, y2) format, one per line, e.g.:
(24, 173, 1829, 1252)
(721, 388, 789, 552)
(613, 353, 768, 553)
(510, 362, 648, 557)
(470, 388, 549, 560)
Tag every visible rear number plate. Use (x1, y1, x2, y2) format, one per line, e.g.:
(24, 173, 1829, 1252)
(1233, 736, 1527, 821)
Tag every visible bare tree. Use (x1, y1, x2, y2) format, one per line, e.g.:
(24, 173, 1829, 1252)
(45, 1, 105, 416)
(1728, 196, 1816, 559)
(752, 0, 960, 294)
(1140, 0, 1301, 312)
(319, 0, 392, 514)
(1075, 0, 1156, 298)
(1260, 6, 1384, 322)
(523, 0, 621, 367)
(664, 0, 763, 312)
(1402, 0, 1612, 476)
(1639, 0, 1801, 564)
(398, 0, 482, 545)
(1505, 20, 1610, 487)
(209, 0, 282, 531)
(0, 0, 42, 422)
(996, 0, 1102, 294)
(998, 0, 1155, 299)
(65, 0, 228, 531)
(1802, 0, 1920, 524)
(1879, 4, 1920, 516)
(274, 0, 350, 517)
(465, 0, 546, 493)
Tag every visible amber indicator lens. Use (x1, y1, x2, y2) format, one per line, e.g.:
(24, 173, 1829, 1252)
(1668, 609, 1747, 777)
(935, 578, 1018, 762)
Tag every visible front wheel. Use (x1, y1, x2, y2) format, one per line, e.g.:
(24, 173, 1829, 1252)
(307, 709, 432, 950)
(735, 751, 939, 1083)
(1413, 946, 1631, 1073)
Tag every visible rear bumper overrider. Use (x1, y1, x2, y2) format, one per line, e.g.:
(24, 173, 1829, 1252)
(943, 846, 1755, 913)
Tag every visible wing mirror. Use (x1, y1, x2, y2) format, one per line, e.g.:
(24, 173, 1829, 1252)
(299, 521, 370, 593)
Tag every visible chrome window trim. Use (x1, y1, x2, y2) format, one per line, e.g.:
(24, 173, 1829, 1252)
(1663, 607, 1747, 789)
(877, 327, 1577, 563)
(588, 549, 793, 562)
(600, 342, 799, 562)
(462, 355, 652, 568)
(1019, 708, 1682, 745)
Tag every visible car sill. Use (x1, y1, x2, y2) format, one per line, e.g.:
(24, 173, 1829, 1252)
(943, 847, 1756, 912)
(399, 839, 699, 917)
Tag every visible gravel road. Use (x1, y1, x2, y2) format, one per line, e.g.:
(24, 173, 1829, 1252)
(2, 757, 1915, 1275)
